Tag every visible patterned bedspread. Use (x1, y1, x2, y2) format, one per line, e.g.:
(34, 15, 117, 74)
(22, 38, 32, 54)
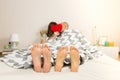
(0, 29, 102, 69)
(0, 46, 33, 69)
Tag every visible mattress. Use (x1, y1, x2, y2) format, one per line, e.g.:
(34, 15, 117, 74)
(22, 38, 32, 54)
(0, 54, 120, 80)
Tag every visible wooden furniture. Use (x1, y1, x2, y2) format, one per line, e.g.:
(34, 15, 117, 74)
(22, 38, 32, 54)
(0, 49, 13, 57)
(0, 51, 2, 57)
(118, 52, 120, 61)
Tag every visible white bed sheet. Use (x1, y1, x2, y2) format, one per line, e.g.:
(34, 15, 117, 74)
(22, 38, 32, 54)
(0, 54, 120, 80)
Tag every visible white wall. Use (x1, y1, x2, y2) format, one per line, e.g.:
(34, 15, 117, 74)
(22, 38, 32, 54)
(0, 0, 120, 50)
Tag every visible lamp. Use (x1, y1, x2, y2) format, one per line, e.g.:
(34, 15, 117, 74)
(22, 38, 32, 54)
(10, 33, 19, 49)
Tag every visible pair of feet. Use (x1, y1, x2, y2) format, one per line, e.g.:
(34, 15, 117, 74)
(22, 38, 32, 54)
(55, 46, 80, 72)
(31, 44, 51, 73)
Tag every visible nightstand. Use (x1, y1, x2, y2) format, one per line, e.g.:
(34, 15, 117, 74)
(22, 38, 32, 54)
(98, 46, 119, 59)
(0, 49, 13, 57)
(118, 52, 120, 61)
(0, 51, 2, 57)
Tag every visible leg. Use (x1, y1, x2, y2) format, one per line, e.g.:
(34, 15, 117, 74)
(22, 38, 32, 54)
(31, 43, 42, 72)
(54, 46, 68, 72)
(42, 44, 52, 73)
(70, 46, 80, 72)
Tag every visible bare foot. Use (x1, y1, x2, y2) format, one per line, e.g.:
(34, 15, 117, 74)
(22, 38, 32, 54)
(42, 44, 52, 73)
(54, 46, 68, 72)
(70, 46, 80, 72)
(31, 44, 42, 72)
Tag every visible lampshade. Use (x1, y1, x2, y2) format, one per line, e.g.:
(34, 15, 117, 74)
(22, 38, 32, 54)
(10, 33, 19, 42)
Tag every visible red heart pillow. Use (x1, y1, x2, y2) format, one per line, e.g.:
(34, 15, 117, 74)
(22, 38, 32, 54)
(51, 24, 62, 32)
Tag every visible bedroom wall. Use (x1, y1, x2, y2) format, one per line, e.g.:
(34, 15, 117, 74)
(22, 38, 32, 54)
(0, 0, 120, 50)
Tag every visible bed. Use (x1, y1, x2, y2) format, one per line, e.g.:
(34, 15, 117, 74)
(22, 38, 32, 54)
(0, 54, 120, 80)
